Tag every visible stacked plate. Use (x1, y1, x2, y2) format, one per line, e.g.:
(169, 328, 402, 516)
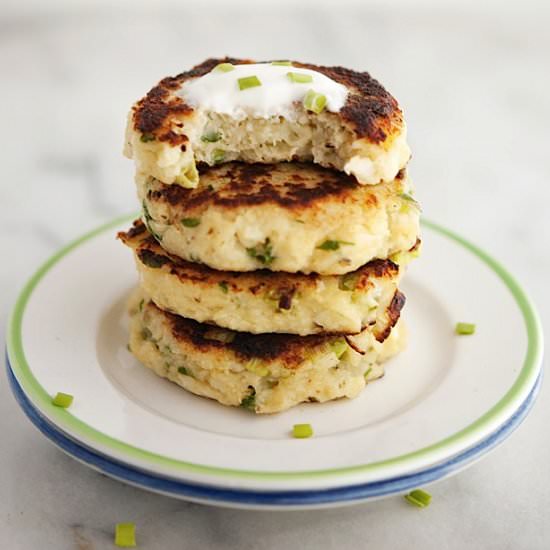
(6, 216, 542, 509)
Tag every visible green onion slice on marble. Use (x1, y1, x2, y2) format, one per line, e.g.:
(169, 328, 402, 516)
(404, 489, 432, 508)
(115, 523, 136, 547)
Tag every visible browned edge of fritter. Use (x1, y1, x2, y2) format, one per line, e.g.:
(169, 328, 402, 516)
(118, 218, 399, 297)
(143, 299, 348, 370)
(119, 221, 406, 340)
(374, 290, 406, 343)
(144, 163, 405, 212)
(132, 57, 403, 147)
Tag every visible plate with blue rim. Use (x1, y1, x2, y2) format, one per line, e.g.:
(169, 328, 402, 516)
(5, 215, 544, 508)
(5, 360, 542, 509)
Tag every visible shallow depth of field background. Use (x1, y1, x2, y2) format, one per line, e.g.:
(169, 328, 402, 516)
(1, 1, 548, 548)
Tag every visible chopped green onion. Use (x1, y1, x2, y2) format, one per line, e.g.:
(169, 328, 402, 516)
(317, 240, 354, 251)
(303, 89, 327, 114)
(245, 359, 270, 377)
(214, 63, 235, 73)
(212, 149, 225, 164)
(404, 489, 432, 508)
(399, 193, 419, 214)
(218, 281, 229, 293)
(329, 338, 348, 359)
(201, 131, 222, 143)
(204, 328, 235, 344)
(240, 388, 256, 411)
(142, 200, 163, 242)
(142, 200, 152, 222)
(286, 71, 313, 84)
(140, 250, 168, 269)
(140, 133, 155, 143)
(339, 272, 360, 291)
(318, 240, 340, 251)
(246, 239, 275, 265)
(178, 366, 192, 376)
(52, 392, 73, 408)
(390, 250, 412, 265)
(271, 60, 292, 66)
(455, 322, 476, 335)
(364, 367, 373, 380)
(181, 217, 201, 228)
(400, 193, 422, 214)
(115, 523, 136, 547)
(293, 424, 313, 439)
(238, 75, 262, 90)
(391, 246, 421, 263)
(138, 299, 144, 312)
(141, 327, 153, 341)
(174, 162, 199, 188)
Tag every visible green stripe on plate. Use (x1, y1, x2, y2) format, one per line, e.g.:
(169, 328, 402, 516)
(5, 216, 544, 481)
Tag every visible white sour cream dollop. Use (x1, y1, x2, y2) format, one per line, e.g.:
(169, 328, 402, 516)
(179, 63, 348, 119)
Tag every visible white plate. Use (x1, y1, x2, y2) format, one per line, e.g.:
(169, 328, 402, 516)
(6, 364, 541, 509)
(6, 216, 543, 494)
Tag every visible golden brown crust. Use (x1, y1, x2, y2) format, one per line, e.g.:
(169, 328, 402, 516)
(145, 161, 386, 214)
(118, 219, 400, 297)
(123, 220, 148, 240)
(148, 300, 335, 369)
(375, 290, 406, 343)
(295, 61, 402, 143)
(131, 57, 404, 146)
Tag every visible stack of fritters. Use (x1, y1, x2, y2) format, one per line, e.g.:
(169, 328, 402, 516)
(119, 58, 420, 414)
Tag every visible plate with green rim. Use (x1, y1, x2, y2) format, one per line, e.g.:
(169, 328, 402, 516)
(5, 215, 543, 494)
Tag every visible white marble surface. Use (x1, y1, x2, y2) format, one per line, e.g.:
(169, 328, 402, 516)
(1, 2, 549, 548)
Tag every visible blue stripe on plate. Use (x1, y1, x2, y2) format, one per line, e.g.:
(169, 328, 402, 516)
(6, 358, 542, 508)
